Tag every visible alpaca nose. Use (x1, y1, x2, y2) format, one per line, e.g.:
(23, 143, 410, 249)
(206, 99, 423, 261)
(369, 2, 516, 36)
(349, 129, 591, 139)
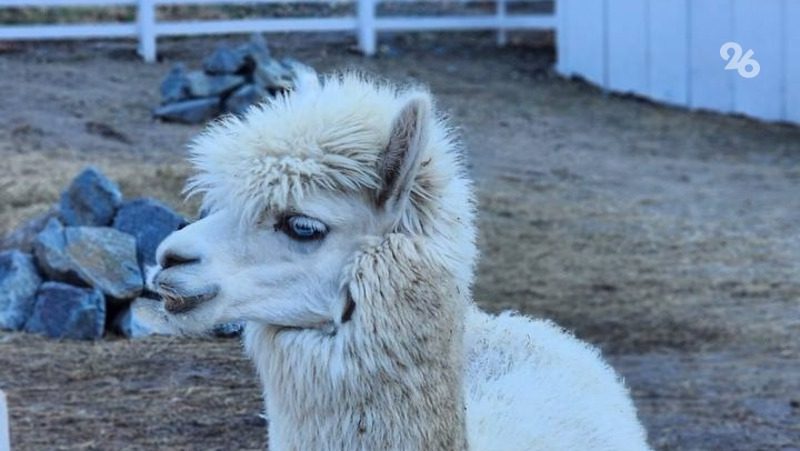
(159, 250, 201, 269)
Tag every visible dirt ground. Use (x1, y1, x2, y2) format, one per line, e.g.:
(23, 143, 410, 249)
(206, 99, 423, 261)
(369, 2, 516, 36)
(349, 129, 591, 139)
(1, 33, 799, 450)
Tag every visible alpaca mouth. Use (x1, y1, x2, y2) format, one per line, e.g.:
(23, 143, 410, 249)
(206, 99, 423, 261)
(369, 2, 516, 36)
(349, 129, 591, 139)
(161, 288, 219, 314)
(154, 273, 220, 314)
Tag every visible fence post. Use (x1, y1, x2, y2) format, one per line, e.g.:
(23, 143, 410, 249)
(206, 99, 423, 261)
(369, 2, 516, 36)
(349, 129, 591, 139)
(357, 0, 376, 56)
(496, 0, 507, 46)
(0, 390, 9, 451)
(137, 0, 157, 62)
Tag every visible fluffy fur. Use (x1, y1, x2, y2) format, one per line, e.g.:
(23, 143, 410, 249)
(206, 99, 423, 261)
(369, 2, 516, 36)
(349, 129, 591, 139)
(157, 72, 650, 450)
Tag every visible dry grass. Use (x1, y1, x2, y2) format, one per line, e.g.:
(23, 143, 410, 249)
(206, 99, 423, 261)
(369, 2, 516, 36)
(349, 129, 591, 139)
(0, 153, 196, 233)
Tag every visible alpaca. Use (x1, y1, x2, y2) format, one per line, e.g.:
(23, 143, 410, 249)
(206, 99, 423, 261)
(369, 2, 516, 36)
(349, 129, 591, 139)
(150, 72, 650, 450)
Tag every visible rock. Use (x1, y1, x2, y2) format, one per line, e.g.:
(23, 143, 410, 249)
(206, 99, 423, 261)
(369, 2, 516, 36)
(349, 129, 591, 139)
(63, 227, 143, 301)
(59, 167, 123, 227)
(34, 221, 143, 299)
(254, 57, 295, 91)
(186, 71, 245, 98)
(0, 209, 57, 253)
(0, 251, 42, 330)
(24, 282, 105, 340)
(153, 97, 220, 124)
(237, 34, 271, 68)
(114, 298, 173, 338)
(213, 321, 244, 337)
(203, 46, 246, 75)
(224, 83, 264, 116)
(113, 198, 187, 268)
(33, 218, 75, 281)
(160, 63, 190, 104)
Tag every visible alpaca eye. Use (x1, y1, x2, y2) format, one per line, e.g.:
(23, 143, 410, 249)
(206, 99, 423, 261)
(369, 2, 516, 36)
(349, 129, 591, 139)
(280, 215, 328, 241)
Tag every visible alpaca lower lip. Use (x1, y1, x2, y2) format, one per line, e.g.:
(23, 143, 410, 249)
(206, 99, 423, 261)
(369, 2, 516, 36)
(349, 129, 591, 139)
(161, 286, 219, 314)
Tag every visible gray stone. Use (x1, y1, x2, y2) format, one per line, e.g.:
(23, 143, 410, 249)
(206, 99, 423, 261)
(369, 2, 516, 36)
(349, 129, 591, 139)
(113, 198, 187, 268)
(114, 298, 172, 338)
(34, 221, 142, 299)
(237, 34, 271, 67)
(153, 97, 220, 124)
(63, 227, 143, 301)
(213, 321, 244, 337)
(203, 46, 246, 75)
(186, 71, 245, 98)
(0, 251, 42, 330)
(224, 83, 264, 116)
(33, 218, 75, 282)
(0, 209, 57, 253)
(253, 57, 295, 91)
(59, 167, 123, 227)
(25, 281, 105, 340)
(160, 63, 191, 104)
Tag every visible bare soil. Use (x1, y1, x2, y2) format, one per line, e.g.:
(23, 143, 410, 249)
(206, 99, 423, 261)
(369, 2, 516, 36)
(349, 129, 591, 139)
(1, 33, 799, 450)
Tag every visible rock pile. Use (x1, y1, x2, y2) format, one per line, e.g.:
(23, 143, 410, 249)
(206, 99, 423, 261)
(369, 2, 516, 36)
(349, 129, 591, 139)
(0, 167, 190, 340)
(154, 34, 312, 124)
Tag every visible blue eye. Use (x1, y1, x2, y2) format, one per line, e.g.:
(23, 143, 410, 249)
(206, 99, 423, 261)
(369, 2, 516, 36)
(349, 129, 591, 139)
(278, 215, 328, 241)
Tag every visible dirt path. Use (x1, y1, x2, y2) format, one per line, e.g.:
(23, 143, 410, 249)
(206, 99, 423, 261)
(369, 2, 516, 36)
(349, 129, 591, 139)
(1, 34, 799, 450)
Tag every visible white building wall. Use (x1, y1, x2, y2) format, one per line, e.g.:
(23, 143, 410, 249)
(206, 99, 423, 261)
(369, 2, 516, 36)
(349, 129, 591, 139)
(557, 0, 800, 125)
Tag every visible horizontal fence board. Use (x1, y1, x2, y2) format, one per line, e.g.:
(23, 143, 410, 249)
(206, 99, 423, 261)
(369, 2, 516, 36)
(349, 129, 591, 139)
(156, 17, 357, 35)
(0, 0, 134, 5)
(155, 0, 348, 5)
(376, 14, 554, 31)
(0, 22, 137, 39)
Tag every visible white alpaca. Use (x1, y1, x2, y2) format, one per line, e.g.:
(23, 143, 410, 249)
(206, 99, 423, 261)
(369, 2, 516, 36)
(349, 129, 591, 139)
(150, 72, 650, 450)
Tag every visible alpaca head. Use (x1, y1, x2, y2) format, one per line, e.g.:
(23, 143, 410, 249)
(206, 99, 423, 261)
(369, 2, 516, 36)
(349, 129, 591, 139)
(152, 73, 476, 332)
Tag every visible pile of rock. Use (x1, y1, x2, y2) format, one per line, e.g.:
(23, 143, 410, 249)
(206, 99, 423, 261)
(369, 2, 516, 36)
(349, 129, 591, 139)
(154, 34, 312, 124)
(0, 167, 216, 340)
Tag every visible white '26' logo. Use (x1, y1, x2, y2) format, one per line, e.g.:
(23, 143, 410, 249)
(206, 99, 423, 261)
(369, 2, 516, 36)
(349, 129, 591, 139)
(720, 42, 760, 79)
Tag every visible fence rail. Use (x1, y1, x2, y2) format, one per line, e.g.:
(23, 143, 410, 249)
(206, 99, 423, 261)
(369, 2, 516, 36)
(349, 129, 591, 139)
(0, 0, 556, 61)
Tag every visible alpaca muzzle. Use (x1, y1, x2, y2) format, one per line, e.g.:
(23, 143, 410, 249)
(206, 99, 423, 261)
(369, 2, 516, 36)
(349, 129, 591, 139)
(153, 271, 220, 314)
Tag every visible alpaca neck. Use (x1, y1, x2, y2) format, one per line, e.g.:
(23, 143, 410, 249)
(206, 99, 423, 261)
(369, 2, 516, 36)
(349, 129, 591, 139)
(245, 238, 468, 450)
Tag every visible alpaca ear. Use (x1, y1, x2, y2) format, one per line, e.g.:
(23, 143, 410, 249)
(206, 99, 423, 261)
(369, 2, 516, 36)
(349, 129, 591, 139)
(377, 95, 431, 217)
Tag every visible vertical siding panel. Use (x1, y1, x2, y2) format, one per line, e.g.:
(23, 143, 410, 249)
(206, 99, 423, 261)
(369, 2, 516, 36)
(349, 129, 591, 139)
(786, 0, 800, 123)
(607, 0, 648, 94)
(562, 0, 607, 86)
(556, 0, 571, 75)
(732, 0, 783, 121)
(689, 0, 736, 112)
(648, 0, 688, 105)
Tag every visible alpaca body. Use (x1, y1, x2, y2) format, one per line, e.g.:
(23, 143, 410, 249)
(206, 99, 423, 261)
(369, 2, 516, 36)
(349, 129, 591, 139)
(245, 304, 648, 451)
(464, 308, 648, 451)
(242, 232, 646, 451)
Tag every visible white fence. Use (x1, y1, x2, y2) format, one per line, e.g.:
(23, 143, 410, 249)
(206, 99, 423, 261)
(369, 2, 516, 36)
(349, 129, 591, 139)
(557, 0, 800, 125)
(0, 0, 556, 61)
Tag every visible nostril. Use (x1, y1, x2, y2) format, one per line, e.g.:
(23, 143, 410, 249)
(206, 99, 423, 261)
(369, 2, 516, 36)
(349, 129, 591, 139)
(161, 251, 200, 269)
